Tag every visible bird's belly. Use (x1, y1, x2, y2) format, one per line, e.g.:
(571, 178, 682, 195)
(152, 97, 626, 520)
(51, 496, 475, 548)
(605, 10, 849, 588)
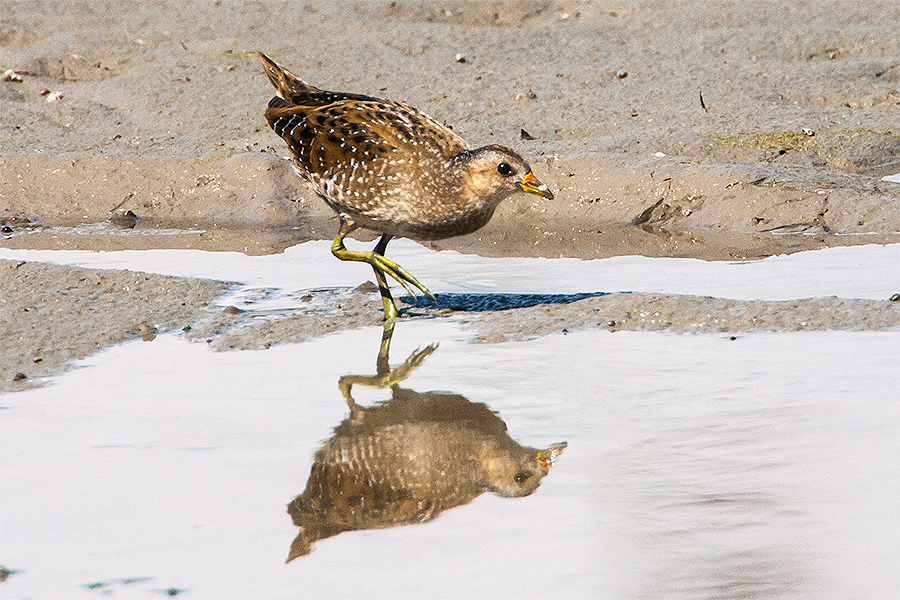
(308, 162, 500, 240)
(329, 196, 497, 241)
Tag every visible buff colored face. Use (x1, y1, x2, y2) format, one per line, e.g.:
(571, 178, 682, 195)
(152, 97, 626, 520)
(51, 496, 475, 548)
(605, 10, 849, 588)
(463, 150, 554, 201)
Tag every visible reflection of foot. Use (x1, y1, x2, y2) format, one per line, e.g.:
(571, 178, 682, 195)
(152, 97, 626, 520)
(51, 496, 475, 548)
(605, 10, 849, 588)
(340, 344, 437, 406)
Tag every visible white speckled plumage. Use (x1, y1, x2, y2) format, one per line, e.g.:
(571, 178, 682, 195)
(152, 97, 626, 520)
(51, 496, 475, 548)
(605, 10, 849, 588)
(258, 52, 553, 318)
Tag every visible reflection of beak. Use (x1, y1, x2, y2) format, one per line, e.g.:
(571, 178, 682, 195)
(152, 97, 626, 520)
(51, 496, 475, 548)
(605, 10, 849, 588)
(520, 171, 554, 199)
(536, 442, 567, 474)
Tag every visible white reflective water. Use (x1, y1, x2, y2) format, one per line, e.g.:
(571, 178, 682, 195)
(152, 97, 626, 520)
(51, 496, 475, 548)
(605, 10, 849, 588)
(1, 242, 899, 308)
(1, 244, 899, 599)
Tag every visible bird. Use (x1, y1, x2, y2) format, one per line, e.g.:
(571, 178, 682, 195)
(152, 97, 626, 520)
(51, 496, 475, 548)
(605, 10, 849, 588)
(258, 52, 554, 319)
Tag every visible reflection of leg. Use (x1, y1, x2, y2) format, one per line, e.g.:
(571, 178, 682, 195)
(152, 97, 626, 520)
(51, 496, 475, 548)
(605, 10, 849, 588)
(376, 319, 395, 377)
(339, 321, 438, 407)
(330, 219, 435, 320)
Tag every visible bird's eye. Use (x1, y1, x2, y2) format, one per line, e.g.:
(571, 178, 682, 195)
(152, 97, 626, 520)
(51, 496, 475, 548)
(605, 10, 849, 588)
(497, 162, 513, 176)
(513, 471, 533, 484)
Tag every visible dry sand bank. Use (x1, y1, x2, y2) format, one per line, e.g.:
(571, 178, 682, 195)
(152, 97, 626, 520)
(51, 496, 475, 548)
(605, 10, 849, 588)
(2, 0, 899, 259)
(2, 1, 899, 389)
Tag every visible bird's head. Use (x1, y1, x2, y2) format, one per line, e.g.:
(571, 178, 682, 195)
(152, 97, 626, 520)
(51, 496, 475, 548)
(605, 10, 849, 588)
(454, 145, 554, 206)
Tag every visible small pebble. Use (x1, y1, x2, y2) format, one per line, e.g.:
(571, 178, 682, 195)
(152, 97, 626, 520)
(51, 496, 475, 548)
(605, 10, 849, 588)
(1, 69, 23, 82)
(454, 53, 466, 63)
(13, 372, 27, 382)
(223, 305, 242, 314)
(616, 69, 628, 79)
(109, 210, 138, 229)
(520, 128, 536, 140)
(802, 128, 815, 136)
(45, 91, 64, 103)
(134, 322, 157, 341)
(890, 293, 900, 302)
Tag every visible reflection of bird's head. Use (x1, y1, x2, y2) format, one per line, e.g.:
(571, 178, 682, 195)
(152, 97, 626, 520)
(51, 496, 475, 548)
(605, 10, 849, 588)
(480, 442, 567, 498)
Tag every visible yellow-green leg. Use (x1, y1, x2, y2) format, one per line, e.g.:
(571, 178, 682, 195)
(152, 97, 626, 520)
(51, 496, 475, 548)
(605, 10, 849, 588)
(330, 219, 435, 320)
(371, 234, 399, 320)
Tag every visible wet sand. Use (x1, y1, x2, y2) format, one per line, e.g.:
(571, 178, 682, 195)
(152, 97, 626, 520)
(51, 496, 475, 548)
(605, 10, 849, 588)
(3, 256, 898, 392)
(0, 259, 231, 392)
(2, 0, 900, 388)
(185, 286, 900, 350)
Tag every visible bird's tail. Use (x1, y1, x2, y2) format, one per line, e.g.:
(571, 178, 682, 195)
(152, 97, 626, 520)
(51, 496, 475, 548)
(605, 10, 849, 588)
(257, 52, 319, 104)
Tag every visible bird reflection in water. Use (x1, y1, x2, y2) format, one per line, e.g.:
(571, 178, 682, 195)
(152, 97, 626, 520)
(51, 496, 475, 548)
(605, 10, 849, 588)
(287, 322, 566, 561)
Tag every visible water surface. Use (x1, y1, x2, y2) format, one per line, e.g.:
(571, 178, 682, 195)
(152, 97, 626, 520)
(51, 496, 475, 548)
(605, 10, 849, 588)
(1, 321, 897, 599)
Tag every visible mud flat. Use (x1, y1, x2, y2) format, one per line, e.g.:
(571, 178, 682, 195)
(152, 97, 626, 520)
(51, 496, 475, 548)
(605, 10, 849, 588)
(0, 259, 231, 393)
(2, 0, 899, 260)
(2, 0, 900, 389)
(3, 258, 898, 392)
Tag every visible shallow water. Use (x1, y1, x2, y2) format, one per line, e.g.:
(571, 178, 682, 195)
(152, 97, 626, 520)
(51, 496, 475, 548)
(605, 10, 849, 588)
(2, 241, 899, 306)
(1, 244, 899, 599)
(1, 323, 897, 599)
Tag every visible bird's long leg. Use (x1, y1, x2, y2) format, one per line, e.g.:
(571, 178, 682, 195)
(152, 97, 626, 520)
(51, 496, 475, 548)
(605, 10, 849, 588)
(371, 234, 399, 320)
(330, 218, 436, 319)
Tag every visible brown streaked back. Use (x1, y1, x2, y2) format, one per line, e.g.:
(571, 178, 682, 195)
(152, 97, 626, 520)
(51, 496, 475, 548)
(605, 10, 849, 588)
(258, 53, 468, 185)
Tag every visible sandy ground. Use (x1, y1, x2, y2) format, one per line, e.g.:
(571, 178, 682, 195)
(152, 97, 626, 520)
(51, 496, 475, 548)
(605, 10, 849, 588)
(2, 0, 900, 389)
(188, 286, 900, 350)
(0, 259, 231, 392)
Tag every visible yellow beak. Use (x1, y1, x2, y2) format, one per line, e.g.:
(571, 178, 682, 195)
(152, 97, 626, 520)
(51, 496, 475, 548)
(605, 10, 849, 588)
(520, 171, 554, 199)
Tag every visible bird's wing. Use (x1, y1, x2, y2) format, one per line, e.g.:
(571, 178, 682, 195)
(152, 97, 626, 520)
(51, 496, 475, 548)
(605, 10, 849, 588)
(264, 96, 468, 181)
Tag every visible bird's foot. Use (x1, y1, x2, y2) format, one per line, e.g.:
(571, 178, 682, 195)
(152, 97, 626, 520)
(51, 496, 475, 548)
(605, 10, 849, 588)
(332, 237, 436, 319)
(368, 253, 436, 302)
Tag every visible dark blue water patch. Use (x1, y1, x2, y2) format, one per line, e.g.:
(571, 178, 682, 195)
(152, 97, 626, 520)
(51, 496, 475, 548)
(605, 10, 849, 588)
(153, 587, 188, 596)
(403, 292, 609, 312)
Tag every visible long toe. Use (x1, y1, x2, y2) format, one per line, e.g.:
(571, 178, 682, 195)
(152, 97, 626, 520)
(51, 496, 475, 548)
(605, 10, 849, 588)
(373, 255, 434, 300)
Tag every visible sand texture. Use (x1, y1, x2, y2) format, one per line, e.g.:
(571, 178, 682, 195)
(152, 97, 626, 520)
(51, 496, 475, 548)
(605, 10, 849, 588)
(2, 0, 899, 257)
(1, 0, 899, 387)
(0, 259, 231, 392)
